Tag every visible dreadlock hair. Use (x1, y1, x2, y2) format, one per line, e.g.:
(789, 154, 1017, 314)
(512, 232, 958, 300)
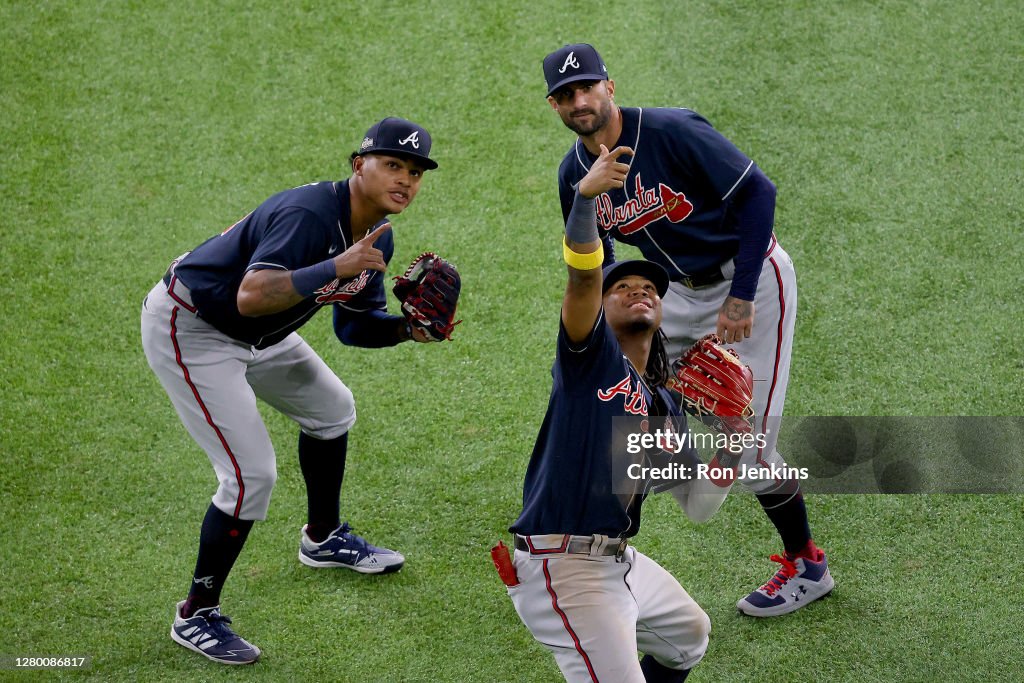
(644, 328, 672, 389)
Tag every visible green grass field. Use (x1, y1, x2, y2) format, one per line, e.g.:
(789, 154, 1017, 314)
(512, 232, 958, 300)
(2, 1, 1022, 680)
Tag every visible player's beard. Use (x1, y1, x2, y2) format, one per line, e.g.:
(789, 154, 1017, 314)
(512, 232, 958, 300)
(626, 318, 656, 334)
(565, 99, 614, 136)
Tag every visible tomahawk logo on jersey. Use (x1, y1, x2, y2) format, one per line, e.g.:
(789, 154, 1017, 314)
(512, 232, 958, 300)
(595, 175, 694, 235)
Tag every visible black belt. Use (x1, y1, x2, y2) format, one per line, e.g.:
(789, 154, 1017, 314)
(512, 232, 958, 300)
(513, 534, 627, 558)
(677, 268, 725, 289)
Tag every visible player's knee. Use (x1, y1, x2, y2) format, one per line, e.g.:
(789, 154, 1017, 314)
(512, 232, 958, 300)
(214, 466, 277, 522)
(697, 608, 712, 641)
(243, 464, 278, 507)
(648, 606, 712, 671)
(673, 609, 712, 670)
(305, 384, 356, 440)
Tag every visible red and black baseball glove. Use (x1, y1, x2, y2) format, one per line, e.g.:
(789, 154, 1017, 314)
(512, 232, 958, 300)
(392, 252, 462, 342)
(667, 334, 755, 436)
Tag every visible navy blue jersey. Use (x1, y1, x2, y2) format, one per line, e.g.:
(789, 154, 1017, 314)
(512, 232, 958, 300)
(173, 180, 392, 348)
(510, 312, 687, 538)
(558, 107, 761, 282)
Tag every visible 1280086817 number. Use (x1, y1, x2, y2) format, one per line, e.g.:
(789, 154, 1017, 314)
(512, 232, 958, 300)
(1, 656, 91, 670)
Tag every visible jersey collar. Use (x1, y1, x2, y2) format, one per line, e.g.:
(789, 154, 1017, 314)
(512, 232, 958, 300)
(332, 179, 353, 248)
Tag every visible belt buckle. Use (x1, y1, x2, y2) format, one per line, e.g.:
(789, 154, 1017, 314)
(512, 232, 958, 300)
(588, 535, 627, 559)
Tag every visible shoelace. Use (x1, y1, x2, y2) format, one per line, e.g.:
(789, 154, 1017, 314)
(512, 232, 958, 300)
(759, 554, 799, 596)
(195, 609, 237, 639)
(334, 522, 372, 555)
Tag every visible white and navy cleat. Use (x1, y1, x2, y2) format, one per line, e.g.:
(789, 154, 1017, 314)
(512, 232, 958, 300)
(299, 522, 405, 574)
(170, 601, 260, 665)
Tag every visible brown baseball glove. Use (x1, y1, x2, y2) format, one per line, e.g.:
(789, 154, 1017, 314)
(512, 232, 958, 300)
(392, 252, 462, 341)
(667, 334, 755, 435)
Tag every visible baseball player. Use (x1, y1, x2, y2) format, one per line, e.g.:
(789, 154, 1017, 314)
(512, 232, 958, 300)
(140, 117, 447, 664)
(542, 44, 834, 617)
(503, 147, 738, 683)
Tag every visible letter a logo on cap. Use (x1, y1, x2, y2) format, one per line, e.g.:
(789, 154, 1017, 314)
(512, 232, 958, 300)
(558, 51, 580, 74)
(398, 131, 420, 149)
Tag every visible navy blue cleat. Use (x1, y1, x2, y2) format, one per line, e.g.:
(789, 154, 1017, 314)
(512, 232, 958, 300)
(299, 522, 405, 574)
(170, 601, 260, 665)
(737, 550, 834, 617)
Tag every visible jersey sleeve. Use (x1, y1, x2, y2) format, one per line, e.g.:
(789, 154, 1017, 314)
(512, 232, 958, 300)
(333, 307, 406, 347)
(553, 310, 621, 392)
(726, 165, 776, 300)
(246, 207, 331, 273)
(664, 110, 754, 203)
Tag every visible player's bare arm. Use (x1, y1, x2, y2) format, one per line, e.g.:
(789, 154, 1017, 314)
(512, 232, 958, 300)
(716, 296, 754, 344)
(562, 144, 634, 342)
(237, 270, 305, 316)
(563, 261, 602, 344)
(237, 224, 391, 317)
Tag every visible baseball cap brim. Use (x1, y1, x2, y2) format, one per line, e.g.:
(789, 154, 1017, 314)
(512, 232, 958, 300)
(546, 72, 607, 97)
(602, 260, 670, 298)
(358, 148, 438, 171)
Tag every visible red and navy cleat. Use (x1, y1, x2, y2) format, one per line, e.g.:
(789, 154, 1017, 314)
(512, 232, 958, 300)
(737, 550, 834, 617)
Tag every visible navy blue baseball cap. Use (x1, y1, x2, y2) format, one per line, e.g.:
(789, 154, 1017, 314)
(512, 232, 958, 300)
(543, 43, 609, 96)
(602, 260, 669, 298)
(356, 117, 438, 170)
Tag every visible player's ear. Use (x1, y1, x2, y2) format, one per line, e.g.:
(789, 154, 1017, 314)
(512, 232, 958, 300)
(606, 79, 615, 99)
(547, 95, 558, 110)
(351, 153, 364, 175)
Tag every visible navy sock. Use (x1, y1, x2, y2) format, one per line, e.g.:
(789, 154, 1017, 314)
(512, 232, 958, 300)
(299, 431, 348, 542)
(640, 655, 690, 682)
(183, 503, 254, 617)
(756, 489, 813, 555)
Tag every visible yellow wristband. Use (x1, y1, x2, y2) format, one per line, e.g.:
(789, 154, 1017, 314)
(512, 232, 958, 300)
(562, 238, 604, 271)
